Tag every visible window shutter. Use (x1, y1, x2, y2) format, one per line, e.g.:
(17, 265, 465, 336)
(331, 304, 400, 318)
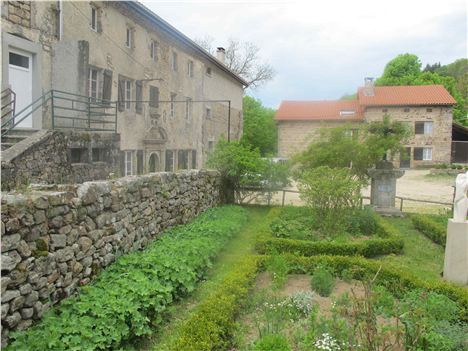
(118, 79, 124, 112)
(149, 86, 159, 108)
(135, 81, 142, 114)
(413, 148, 423, 161)
(102, 70, 113, 104)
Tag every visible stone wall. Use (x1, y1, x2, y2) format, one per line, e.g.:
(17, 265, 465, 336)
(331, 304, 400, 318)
(1, 130, 121, 191)
(1, 131, 73, 191)
(0, 170, 221, 346)
(6, 1, 31, 28)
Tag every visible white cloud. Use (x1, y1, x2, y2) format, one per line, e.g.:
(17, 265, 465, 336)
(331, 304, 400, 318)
(142, 0, 467, 107)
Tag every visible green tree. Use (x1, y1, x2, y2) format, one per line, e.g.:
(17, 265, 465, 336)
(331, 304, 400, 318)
(376, 54, 467, 125)
(294, 118, 410, 183)
(241, 96, 277, 155)
(207, 138, 289, 203)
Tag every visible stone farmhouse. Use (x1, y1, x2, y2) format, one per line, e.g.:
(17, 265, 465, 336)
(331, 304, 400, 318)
(1, 1, 247, 186)
(276, 79, 456, 168)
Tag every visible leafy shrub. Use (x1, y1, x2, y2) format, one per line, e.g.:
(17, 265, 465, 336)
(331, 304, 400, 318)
(289, 291, 316, 317)
(297, 166, 364, 234)
(270, 218, 315, 240)
(7, 206, 248, 351)
(311, 265, 336, 297)
(266, 254, 290, 289)
(347, 206, 378, 236)
(167, 256, 259, 351)
(253, 333, 291, 351)
(411, 214, 447, 246)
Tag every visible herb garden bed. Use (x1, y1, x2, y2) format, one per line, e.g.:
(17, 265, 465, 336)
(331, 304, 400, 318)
(256, 207, 404, 257)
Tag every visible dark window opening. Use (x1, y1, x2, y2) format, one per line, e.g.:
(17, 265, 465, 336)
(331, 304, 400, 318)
(413, 148, 423, 160)
(415, 122, 425, 134)
(403, 108, 410, 112)
(178, 150, 188, 170)
(382, 108, 388, 113)
(71, 148, 88, 163)
(165, 150, 174, 172)
(92, 148, 109, 162)
(191, 150, 197, 169)
(136, 150, 144, 175)
(135, 81, 142, 114)
(426, 108, 432, 112)
(9, 52, 29, 69)
(149, 86, 159, 108)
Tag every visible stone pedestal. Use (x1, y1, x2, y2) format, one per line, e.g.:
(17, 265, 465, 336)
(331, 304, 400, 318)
(443, 219, 468, 285)
(368, 161, 405, 216)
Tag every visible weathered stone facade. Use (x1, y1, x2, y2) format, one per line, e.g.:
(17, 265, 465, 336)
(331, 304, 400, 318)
(6, 1, 31, 28)
(0, 170, 220, 346)
(1, 131, 121, 191)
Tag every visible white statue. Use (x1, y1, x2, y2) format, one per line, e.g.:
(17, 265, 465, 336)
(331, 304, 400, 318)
(453, 171, 468, 222)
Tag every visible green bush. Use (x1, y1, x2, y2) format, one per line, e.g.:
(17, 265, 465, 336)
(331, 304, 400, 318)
(167, 256, 259, 351)
(268, 254, 468, 322)
(253, 334, 291, 351)
(311, 265, 336, 297)
(266, 254, 290, 289)
(411, 214, 447, 246)
(347, 206, 378, 236)
(7, 206, 248, 351)
(257, 215, 403, 258)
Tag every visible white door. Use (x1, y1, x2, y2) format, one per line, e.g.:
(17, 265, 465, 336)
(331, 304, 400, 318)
(8, 49, 33, 128)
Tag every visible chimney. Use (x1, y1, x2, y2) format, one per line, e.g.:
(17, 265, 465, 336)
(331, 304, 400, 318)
(364, 77, 375, 96)
(216, 47, 225, 64)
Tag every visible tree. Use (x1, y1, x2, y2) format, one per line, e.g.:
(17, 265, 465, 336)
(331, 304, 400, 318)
(241, 96, 277, 155)
(376, 54, 467, 125)
(294, 117, 410, 183)
(207, 138, 289, 203)
(195, 36, 275, 89)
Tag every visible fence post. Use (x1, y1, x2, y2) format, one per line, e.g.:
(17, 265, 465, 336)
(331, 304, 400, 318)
(87, 96, 91, 129)
(282, 190, 286, 207)
(400, 198, 403, 212)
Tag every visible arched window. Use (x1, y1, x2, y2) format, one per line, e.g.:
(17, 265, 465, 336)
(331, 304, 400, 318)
(148, 153, 160, 173)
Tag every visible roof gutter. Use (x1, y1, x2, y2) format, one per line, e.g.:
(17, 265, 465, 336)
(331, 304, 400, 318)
(123, 1, 249, 87)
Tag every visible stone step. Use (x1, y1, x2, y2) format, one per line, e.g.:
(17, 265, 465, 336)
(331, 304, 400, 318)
(1, 142, 15, 150)
(8, 128, 40, 137)
(2, 135, 27, 144)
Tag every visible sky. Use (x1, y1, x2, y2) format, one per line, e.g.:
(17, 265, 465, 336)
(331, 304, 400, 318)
(142, 0, 467, 108)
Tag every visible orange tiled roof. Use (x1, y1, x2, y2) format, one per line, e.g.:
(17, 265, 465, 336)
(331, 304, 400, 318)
(275, 100, 363, 121)
(357, 84, 456, 106)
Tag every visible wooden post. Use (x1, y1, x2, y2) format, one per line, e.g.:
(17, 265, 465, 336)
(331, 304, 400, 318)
(282, 190, 286, 207)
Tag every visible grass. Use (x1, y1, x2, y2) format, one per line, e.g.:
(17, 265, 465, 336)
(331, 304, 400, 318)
(136, 206, 273, 351)
(373, 215, 445, 281)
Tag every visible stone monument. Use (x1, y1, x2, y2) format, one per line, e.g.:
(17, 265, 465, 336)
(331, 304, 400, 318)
(443, 171, 468, 285)
(367, 160, 405, 216)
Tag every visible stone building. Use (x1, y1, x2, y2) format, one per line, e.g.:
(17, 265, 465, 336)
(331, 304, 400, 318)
(1, 1, 247, 177)
(276, 80, 456, 168)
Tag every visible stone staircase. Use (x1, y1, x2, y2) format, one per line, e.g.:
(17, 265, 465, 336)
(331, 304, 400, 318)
(1, 128, 40, 150)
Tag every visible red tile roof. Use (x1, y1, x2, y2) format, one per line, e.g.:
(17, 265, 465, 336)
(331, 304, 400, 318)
(358, 84, 456, 106)
(276, 85, 456, 121)
(275, 100, 363, 121)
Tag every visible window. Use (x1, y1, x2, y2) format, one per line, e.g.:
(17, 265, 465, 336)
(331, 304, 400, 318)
(344, 129, 358, 139)
(187, 60, 194, 77)
(191, 150, 197, 169)
(102, 69, 113, 104)
(125, 80, 131, 109)
(150, 40, 158, 62)
(125, 151, 133, 175)
(382, 108, 388, 113)
(118, 78, 132, 111)
(136, 150, 144, 175)
(135, 81, 142, 114)
(149, 86, 159, 108)
(126, 27, 133, 48)
(9, 52, 29, 69)
(185, 98, 192, 120)
(91, 6, 97, 31)
(206, 67, 212, 76)
(415, 121, 433, 135)
(88, 68, 99, 102)
(206, 107, 211, 119)
(170, 93, 176, 117)
(340, 110, 355, 116)
(92, 148, 109, 162)
(426, 108, 433, 112)
(413, 147, 432, 161)
(403, 108, 410, 112)
(172, 52, 178, 71)
(71, 148, 87, 163)
(165, 150, 174, 172)
(178, 150, 189, 170)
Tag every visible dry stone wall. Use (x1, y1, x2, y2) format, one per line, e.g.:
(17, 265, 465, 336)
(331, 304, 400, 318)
(0, 170, 220, 346)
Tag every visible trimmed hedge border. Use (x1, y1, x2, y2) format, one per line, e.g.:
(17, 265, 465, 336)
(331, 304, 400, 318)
(6, 206, 248, 351)
(256, 215, 404, 258)
(164, 256, 259, 351)
(269, 254, 468, 322)
(411, 214, 447, 247)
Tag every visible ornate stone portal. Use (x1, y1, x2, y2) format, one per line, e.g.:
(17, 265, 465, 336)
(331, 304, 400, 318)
(367, 160, 405, 216)
(443, 171, 468, 285)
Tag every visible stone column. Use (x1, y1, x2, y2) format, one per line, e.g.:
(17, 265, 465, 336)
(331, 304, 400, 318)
(367, 160, 405, 216)
(444, 219, 468, 285)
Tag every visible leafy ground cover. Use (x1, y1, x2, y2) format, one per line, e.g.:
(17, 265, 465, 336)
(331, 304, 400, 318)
(6, 206, 248, 351)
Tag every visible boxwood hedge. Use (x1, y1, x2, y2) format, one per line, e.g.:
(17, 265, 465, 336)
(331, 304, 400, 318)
(6, 206, 247, 351)
(411, 214, 447, 247)
(256, 215, 404, 258)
